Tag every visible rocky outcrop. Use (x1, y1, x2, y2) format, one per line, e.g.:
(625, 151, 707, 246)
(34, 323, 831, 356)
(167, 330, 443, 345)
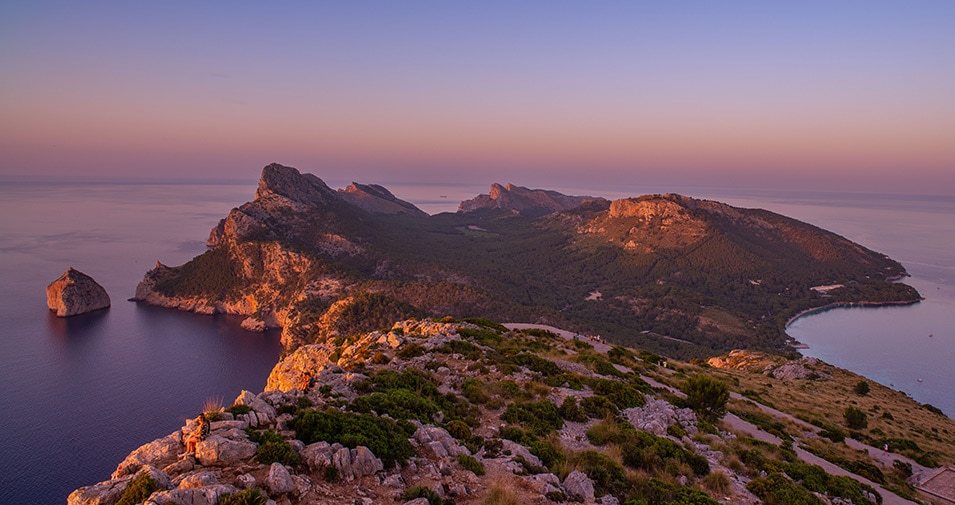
(459, 183, 607, 215)
(46, 268, 110, 317)
(338, 182, 428, 217)
(563, 470, 596, 502)
(623, 397, 698, 436)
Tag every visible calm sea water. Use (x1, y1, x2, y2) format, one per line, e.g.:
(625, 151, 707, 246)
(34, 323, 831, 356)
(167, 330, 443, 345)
(0, 178, 951, 504)
(0, 181, 283, 504)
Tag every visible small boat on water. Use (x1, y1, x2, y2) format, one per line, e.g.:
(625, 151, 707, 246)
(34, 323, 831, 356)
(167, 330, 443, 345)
(917, 378, 924, 382)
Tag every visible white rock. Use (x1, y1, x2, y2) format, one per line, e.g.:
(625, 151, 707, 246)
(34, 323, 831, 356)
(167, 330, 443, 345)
(563, 470, 595, 502)
(112, 432, 181, 478)
(267, 463, 295, 494)
(194, 435, 257, 466)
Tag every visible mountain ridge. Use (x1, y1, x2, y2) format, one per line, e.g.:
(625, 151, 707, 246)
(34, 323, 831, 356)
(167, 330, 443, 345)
(135, 163, 919, 357)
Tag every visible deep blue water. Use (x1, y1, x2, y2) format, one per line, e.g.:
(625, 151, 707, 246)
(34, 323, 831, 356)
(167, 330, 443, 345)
(0, 179, 952, 504)
(0, 181, 283, 504)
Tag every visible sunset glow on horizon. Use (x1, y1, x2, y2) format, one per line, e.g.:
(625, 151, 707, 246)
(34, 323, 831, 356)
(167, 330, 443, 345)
(2, 1, 954, 193)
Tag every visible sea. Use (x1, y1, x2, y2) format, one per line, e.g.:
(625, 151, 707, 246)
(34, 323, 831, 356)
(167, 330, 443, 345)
(0, 178, 952, 504)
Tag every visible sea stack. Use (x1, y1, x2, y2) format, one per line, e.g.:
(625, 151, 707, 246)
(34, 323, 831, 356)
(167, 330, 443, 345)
(46, 268, 111, 317)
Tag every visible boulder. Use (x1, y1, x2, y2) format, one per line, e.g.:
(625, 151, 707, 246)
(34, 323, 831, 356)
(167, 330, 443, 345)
(46, 268, 111, 317)
(563, 470, 595, 502)
(67, 476, 133, 505)
(69, 465, 169, 505)
(233, 390, 277, 418)
(235, 474, 256, 489)
(413, 425, 469, 458)
(301, 442, 383, 481)
(194, 435, 257, 466)
(113, 432, 181, 478)
(177, 470, 218, 489)
(145, 484, 236, 505)
(622, 397, 697, 437)
(266, 463, 295, 494)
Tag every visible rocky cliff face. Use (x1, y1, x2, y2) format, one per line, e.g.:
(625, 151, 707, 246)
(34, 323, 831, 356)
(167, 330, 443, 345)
(458, 183, 608, 215)
(46, 268, 110, 317)
(338, 182, 428, 217)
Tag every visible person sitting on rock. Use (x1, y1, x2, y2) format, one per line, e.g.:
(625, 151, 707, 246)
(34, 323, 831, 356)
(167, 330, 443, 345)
(300, 373, 316, 391)
(182, 413, 210, 456)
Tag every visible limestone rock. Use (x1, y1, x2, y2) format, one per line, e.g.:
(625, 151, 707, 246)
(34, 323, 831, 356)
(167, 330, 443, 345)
(267, 463, 295, 494)
(67, 476, 133, 505)
(413, 424, 469, 458)
(265, 344, 334, 392)
(301, 442, 383, 480)
(563, 470, 595, 502)
(46, 268, 110, 317)
(622, 397, 697, 436)
(145, 484, 236, 505)
(195, 435, 257, 466)
(113, 432, 181, 478)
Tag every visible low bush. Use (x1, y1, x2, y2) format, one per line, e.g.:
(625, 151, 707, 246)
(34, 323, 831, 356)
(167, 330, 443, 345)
(528, 438, 564, 470)
(580, 395, 617, 419)
(853, 381, 870, 396)
(683, 375, 729, 421)
(462, 317, 508, 332)
(446, 420, 472, 440)
(559, 396, 588, 422)
(116, 473, 159, 505)
(402, 485, 451, 505)
(747, 473, 823, 505)
(509, 353, 561, 377)
(591, 378, 645, 409)
(396, 343, 426, 359)
(501, 400, 563, 435)
(292, 409, 414, 467)
(218, 487, 268, 505)
(248, 429, 301, 466)
(457, 453, 486, 475)
(844, 407, 867, 430)
(461, 378, 490, 404)
(350, 388, 439, 422)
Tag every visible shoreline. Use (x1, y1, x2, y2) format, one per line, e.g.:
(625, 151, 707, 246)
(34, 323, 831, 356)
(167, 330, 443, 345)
(784, 298, 923, 331)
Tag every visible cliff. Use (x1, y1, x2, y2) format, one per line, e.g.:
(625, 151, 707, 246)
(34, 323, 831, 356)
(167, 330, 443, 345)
(135, 163, 919, 358)
(458, 183, 607, 215)
(70, 317, 945, 505)
(46, 268, 110, 317)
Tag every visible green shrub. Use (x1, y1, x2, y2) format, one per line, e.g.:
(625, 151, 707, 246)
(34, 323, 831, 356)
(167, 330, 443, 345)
(844, 407, 868, 430)
(397, 343, 426, 359)
(458, 326, 502, 346)
(446, 420, 472, 440)
(580, 395, 617, 419)
(227, 404, 252, 415)
(683, 375, 729, 421)
(819, 427, 846, 443)
(559, 396, 588, 422)
(510, 353, 561, 377)
(747, 473, 824, 505)
(853, 381, 870, 396)
(457, 453, 486, 475)
(218, 487, 268, 505)
(461, 378, 490, 404)
(501, 400, 563, 435)
(572, 450, 629, 497)
(248, 429, 301, 466)
(591, 378, 645, 409)
(351, 388, 439, 421)
(401, 485, 451, 505)
(292, 409, 414, 467)
(116, 473, 158, 505)
(434, 339, 482, 359)
(462, 317, 507, 332)
(528, 438, 564, 469)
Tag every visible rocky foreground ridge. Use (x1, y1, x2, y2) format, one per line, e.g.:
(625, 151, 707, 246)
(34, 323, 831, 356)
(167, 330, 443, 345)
(46, 268, 111, 317)
(70, 318, 951, 505)
(131, 163, 919, 358)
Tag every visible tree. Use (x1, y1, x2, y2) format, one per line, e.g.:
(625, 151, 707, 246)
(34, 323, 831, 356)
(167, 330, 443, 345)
(844, 406, 868, 429)
(684, 375, 729, 421)
(853, 381, 870, 396)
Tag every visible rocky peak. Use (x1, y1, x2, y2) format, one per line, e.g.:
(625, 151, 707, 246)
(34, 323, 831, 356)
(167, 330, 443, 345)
(255, 163, 337, 206)
(338, 182, 427, 217)
(459, 183, 607, 215)
(46, 267, 111, 317)
(607, 194, 695, 220)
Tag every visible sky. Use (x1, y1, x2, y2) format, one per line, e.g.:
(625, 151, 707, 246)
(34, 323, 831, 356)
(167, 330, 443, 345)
(2, 1, 954, 194)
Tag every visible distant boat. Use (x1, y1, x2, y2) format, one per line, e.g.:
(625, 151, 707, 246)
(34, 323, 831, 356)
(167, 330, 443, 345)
(917, 378, 924, 382)
(440, 195, 448, 198)
(929, 333, 933, 338)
